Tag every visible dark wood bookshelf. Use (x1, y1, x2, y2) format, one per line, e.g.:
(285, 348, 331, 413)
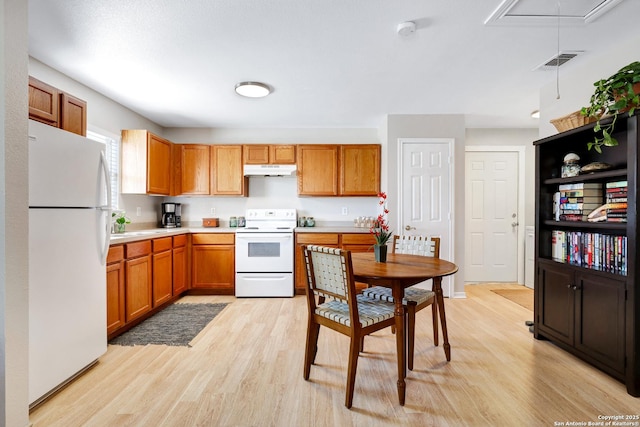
(543, 168, 628, 185)
(543, 220, 627, 231)
(534, 112, 639, 397)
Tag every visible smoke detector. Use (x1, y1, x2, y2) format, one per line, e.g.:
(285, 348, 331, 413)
(397, 21, 416, 36)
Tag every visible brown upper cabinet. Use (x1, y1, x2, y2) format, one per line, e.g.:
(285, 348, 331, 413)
(28, 76, 87, 136)
(212, 145, 247, 196)
(59, 92, 87, 137)
(297, 144, 380, 196)
(243, 144, 296, 164)
(175, 144, 211, 195)
(297, 145, 339, 196)
(29, 77, 59, 127)
(339, 144, 381, 196)
(121, 130, 173, 195)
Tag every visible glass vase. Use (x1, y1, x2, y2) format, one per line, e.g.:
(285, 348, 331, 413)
(374, 244, 387, 263)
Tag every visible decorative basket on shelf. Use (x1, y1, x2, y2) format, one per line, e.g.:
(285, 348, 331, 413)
(550, 110, 598, 133)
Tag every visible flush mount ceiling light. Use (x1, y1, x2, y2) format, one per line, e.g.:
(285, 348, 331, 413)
(235, 81, 271, 98)
(531, 110, 540, 118)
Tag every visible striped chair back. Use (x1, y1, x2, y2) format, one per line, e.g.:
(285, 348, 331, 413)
(392, 235, 440, 258)
(303, 245, 354, 302)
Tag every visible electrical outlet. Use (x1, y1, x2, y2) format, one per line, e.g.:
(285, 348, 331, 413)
(341, 207, 348, 215)
(210, 207, 216, 215)
(136, 207, 142, 216)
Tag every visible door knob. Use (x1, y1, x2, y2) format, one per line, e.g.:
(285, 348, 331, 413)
(511, 222, 519, 227)
(405, 225, 415, 231)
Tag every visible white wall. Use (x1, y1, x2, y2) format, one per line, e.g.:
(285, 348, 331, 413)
(384, 114, 467, 296)
(159, 127, 383, 227)
(539, 33, 640, 139)
(28, 58, 163, 137)
(28, 58, 170, 223)
(2, 0, 30, 425)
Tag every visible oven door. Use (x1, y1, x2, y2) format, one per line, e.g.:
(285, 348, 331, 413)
(235, 232, 294, 273)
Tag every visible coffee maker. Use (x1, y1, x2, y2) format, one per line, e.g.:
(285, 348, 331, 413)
(161, 202, 177, 228)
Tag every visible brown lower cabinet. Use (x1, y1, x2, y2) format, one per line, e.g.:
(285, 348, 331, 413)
(152, 237, 173, 307)
(108, 235, 191, 338)
(172, 234, 188, 294)
(106, 245, 125, 335)
(124, 240, 153, 322)
(191, 233, 235, 294)
(295, 232, 375, 294)
(537, 259, 626, 377)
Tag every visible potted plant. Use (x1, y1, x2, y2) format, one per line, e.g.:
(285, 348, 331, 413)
(112, 210, 131, 233)
(581, 61, 640, 152)
(370, 192, 393, 262)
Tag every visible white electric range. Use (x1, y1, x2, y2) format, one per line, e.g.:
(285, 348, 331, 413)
(235, 209, 297, 297)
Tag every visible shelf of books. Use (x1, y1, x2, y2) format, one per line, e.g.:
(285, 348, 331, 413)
(544, 177, 628, 275)
(550, 230, 627, 275)
(549, 178, 628, 225)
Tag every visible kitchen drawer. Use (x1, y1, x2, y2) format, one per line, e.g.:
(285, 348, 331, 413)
(192, 233, 235, 245)
(125, 240, 152, 258)
(153, 236, 173, 252)
(173, 234, 187, 247)
(296, 233, 339, 245)
(107, 245, 124, 264)
(341, 233, 375, 245)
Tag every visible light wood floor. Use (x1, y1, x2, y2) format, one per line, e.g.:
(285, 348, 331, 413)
(30, 284, 639, 426)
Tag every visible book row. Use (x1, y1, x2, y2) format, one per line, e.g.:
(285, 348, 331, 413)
(551, 230, 627, 275)
(553, 180, 628, 223)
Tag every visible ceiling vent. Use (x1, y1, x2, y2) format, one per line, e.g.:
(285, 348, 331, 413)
(534, 51, 583, 71)
(485, 0, 626, 26)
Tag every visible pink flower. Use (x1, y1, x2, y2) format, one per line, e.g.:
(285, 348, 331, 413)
(370, 192, 392, 245)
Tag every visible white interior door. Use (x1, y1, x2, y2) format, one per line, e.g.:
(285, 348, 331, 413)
(465, 150, 520, 282)
(399, 138, 454, 297)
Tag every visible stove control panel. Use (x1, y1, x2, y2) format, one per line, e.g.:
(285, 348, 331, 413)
(243, 208, 297, 230)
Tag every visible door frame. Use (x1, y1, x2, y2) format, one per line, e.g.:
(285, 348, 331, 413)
(465, 145, 525, 285)
(397, 137, 455, 297)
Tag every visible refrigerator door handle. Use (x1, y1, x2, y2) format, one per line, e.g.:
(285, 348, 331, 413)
(99, 151, 112, 265)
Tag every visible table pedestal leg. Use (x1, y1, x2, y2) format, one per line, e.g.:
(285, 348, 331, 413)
(433, 277, 451, 361)
(392, 284, 406, 405)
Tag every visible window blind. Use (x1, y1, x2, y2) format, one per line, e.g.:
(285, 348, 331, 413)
(87, 129, 120, 210)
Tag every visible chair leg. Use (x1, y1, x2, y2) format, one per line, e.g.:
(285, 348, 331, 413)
(345, 335, 361, 408)
(432, 302, 439, 347)
(407, 303, 416, 371)
(304, 320, 320, 380)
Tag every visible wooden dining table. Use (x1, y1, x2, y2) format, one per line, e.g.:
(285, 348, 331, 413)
(350, 251, 458, 406)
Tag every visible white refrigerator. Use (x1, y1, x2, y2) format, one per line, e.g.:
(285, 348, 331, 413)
(28, 119, 111, 407)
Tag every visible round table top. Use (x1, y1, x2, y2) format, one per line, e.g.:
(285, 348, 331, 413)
(350, 252, 458, 281)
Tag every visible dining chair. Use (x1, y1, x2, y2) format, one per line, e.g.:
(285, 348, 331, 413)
(302, 244, 396, 409)
(361, 235, 445, 370)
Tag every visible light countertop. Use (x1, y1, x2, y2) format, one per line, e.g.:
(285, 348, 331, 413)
(109, 225, 371, 244)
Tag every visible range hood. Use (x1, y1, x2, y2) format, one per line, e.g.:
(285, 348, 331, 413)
(243, 164, 297, 177)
